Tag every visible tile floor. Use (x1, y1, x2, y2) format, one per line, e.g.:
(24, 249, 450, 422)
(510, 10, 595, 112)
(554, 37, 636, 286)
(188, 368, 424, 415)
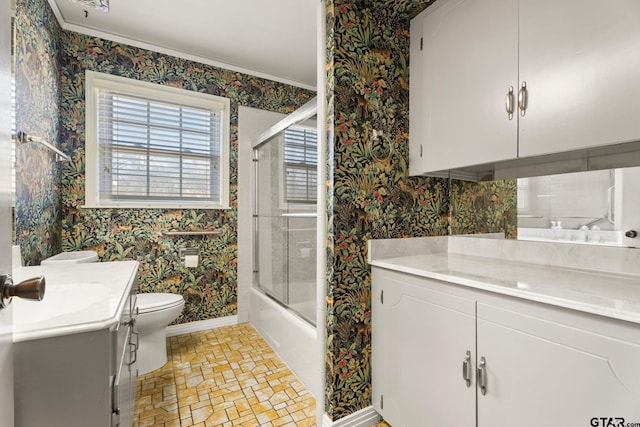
(133, 323, 316, 427)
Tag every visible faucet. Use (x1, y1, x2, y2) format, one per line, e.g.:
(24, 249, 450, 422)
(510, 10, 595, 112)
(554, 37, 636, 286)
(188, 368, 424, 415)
(579, 216, 607, 229)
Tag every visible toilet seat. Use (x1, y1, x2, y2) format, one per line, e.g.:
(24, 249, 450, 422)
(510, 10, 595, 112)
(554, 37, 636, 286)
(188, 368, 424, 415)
(137, 293, 184, 314)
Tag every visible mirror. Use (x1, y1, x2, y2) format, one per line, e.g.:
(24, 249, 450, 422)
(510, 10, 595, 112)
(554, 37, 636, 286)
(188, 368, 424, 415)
(517, 166, 640, 247)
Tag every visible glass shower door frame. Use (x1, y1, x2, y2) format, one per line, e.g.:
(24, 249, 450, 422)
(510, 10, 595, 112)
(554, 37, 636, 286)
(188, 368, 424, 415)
(251, 99, 317, 324)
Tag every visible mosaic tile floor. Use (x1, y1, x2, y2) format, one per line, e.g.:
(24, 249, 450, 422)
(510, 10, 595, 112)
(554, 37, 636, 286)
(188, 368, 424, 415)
(134, 323, 316, 427)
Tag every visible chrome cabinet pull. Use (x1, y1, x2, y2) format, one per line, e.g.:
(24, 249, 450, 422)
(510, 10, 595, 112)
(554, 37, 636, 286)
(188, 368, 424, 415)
(506, 86, 514, 120)
(518, 81, 528, 116)
(128, 330, 139, 366)
(462, 350, 472, 387)
(477, 356, 488, 395)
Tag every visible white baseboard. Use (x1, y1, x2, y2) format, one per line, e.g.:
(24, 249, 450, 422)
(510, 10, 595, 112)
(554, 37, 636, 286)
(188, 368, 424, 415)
(165, 315, 238, 337)
(322, 406, 381, 427)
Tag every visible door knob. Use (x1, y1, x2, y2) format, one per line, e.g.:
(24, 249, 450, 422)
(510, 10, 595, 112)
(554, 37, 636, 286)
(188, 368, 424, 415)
(0, 274, 46, 308)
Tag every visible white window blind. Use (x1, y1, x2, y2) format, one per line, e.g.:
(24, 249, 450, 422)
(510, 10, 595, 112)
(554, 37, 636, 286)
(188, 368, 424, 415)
(85, 71, 230, 209)
(284, 126, 317, 205)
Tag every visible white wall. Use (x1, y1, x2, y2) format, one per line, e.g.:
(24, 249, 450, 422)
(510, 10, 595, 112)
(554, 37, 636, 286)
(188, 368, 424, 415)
(237, 106, 286, 323)
(0, 0, 14, 423)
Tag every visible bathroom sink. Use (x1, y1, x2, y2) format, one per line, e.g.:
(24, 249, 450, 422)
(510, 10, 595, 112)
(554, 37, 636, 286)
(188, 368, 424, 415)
(41, 250, 98, 265)
(13, 281, 111, 326)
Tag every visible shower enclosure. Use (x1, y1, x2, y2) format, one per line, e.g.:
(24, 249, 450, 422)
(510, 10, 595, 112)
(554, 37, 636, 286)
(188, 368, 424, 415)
(253, 100, 317, 325)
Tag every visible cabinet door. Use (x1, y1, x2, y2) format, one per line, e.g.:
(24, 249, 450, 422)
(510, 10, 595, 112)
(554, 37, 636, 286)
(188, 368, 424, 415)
(476, 302, 640, 427)
(372, 270, 476, 427)
(519, 0, 640, 157)
(413, 0, 518, 174)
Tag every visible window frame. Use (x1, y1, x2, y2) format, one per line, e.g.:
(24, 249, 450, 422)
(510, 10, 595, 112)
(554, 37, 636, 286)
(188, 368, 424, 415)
(84, 70, 230, 209)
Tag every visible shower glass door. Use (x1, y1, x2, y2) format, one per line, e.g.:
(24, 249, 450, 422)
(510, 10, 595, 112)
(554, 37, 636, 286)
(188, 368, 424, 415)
(253, 102, 317, 325)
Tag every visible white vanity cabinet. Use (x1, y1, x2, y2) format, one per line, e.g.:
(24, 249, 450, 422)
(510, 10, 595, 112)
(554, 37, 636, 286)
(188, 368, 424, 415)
(14, 287, 138, 427)
(476, 298, 640, 427)
(410, 0, 640, 177)
(12, 261, 139, 427)
(372, 269, 476, 427)
(372, 267, 640, 427)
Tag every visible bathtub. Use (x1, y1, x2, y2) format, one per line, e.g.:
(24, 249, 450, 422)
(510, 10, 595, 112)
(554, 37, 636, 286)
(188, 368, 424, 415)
(248, 287, 321, 399)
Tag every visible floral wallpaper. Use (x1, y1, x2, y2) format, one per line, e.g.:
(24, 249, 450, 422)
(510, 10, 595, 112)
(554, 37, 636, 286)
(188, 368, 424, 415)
(324, 0, 517, 420)
(57, 34, 314, 323)
(14, 0, 64, 265)
(451, 179, 518, 238)
(15, 0, 314, 323)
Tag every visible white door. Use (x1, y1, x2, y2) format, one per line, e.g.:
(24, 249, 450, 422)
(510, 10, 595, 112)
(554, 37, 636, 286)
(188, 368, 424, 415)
(0, 0, 15, 424)
(419, 0, 518, 173)
(372, 269, 476, 427)
(518, 0, 640, 157)
(477, 302, 640, 427)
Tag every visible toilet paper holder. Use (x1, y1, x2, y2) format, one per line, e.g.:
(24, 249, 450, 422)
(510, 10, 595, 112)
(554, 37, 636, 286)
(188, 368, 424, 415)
(179, 247, 200, 267)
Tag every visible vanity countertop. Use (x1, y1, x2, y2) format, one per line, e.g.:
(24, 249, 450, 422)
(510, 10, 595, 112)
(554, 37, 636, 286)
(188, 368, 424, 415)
(12, 260, 139, 342)
(369, 236, 640, 324)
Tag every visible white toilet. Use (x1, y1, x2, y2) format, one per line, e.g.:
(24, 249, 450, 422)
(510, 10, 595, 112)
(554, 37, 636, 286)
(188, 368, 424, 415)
(135, 293, 185, 375)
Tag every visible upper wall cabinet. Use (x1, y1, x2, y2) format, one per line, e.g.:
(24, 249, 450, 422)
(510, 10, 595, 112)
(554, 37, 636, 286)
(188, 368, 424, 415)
(409, 0, 518, 176)
(518, 0, 640, 157)
(410, 0, 640, 179)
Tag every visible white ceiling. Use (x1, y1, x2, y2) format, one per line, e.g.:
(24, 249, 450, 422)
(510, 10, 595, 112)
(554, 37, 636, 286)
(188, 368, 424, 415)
(48, 0, 319, 90)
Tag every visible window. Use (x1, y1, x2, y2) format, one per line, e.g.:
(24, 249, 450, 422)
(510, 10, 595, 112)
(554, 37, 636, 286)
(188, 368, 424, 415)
(85, 71, 230, 209)
(283, 125, 317, 206)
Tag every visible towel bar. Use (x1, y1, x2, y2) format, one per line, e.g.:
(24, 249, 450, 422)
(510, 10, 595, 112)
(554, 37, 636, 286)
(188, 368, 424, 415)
(160, 229, 222, 237)
(15, 131, 71, 162)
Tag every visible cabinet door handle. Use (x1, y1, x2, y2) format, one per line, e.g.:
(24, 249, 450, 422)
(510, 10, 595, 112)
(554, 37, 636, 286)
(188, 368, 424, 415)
(505, 86, 514, 120)
(462, 350, 472, 387)
(477, 356, 488, 395)
(518, 81, 528, 116)
(128, 330, 139, 366)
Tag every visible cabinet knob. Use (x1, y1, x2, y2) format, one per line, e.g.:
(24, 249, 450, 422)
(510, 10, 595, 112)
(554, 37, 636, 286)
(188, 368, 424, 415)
(625, 230, 638, 238)
(0, 274, 46, 308)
